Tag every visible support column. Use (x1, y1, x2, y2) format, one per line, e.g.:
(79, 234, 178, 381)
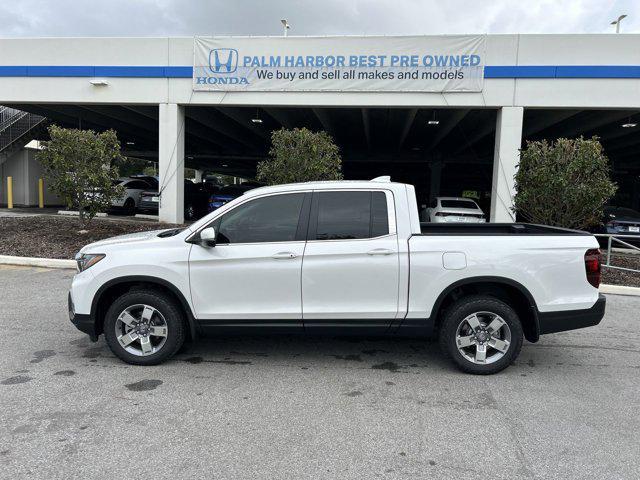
(193, 169, 204, 183)
(429, 159, 442, 203)
(490, 107, 524, 223)
(158, 103, 185, 224)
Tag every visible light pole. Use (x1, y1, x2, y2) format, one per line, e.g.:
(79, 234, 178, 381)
(610, 14, 627, 33)
(281, 19, 291, 37)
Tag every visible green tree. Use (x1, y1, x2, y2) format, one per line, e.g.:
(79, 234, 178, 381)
(513, 136, 617, 229)
(257, 127, 343, 185)
(37, 125, 127, 227)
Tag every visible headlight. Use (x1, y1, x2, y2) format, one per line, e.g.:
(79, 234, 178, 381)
(75, 253, 106, 272)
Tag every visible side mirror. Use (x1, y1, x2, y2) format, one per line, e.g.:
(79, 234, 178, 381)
(199, 227, 216, 247)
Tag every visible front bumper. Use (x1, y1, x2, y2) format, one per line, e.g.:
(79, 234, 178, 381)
(538, 294, 606, 335)
(68, 292, 99, 342)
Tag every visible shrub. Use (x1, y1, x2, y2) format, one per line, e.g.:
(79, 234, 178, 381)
(37, 125, 127, 227)
(513, 136, 617, 229)
(257, 127, 343, 185)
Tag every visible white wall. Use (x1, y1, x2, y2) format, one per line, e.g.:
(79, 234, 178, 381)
(1, 148, 62, 206)
(1, 35, 640, 108)
(2, 34, 639, 221)
(1, 149, 28, 205)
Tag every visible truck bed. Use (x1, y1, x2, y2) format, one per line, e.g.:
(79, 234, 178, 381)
(418, 222, 589, 236)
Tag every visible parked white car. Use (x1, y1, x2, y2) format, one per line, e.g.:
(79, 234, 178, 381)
(69, 177, 605, 374)
(110, 177, 157, 215)
(425, 196, 486, 223)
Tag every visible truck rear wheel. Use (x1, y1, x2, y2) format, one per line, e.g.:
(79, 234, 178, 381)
(104, 290, 185, 366)
(439, 295, 523, 375)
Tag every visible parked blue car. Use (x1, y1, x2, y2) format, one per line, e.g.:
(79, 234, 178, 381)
(208, 184, 257, 212)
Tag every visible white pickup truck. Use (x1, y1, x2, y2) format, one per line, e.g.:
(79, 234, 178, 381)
(69, 178, 605, 374)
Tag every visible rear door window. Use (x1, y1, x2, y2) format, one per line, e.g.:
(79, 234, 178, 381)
(312, 191, 389, 240)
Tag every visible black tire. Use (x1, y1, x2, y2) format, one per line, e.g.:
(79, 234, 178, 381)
(123, 197, 136, 216)
(104, 290, 185, 366)
(438, 295, 523, 375)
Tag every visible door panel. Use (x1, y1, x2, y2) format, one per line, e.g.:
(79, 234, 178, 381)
(189, 242, 305, 321)
(302, 235, 400, 321)
(301, 190, 400, 326)
(188, 191, 309, 327)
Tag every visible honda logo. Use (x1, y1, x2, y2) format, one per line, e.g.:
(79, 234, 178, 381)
(209, 48, 238, 74)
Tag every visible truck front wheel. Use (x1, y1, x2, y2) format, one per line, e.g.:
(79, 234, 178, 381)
(104, 290, 185, 366)
(439, 295, 523, 375)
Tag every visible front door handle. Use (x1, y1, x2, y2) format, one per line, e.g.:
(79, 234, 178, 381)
(367, 248, 394, 256)
(272, 252, 298, 260)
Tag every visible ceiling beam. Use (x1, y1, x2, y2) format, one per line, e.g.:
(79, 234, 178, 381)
(216, 108, 271, 140)
(183, 118, 235, 152)
(79, 105, 156, 133)
(187, 108, 264, 152)
(263, 108, 296, 129)
(342, 152, 485, 164)
(312, 108, 337, 139)
(10, 104, 101, 131)
(599, 121, 640, 141)
(428, 109, 469, 150)
(551, 111, 635, 139)
(523, 109, 582, 137)
(361, 108, 371, 151)
(604, 134, 640, 152)
(397, 108, 418, 151)
(39, 104, 158, 142)
(453, 120, 495, 154)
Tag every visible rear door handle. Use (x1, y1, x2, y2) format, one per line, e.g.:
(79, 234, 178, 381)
(272, 252, 298, 260)
(367, 248, 394, 256)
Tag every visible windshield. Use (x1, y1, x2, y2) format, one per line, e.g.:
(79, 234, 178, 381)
(440, 200, 478, 209)
(609, 207, 640, 218)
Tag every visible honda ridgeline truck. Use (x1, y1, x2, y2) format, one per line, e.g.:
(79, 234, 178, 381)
(69, 177, 605, 374)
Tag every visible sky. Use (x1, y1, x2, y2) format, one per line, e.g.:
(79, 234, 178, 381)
(0, 0, 638, 37)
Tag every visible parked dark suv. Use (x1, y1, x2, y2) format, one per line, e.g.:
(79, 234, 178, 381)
(139, 180, 211, 220)
(593, 206, 640, 247)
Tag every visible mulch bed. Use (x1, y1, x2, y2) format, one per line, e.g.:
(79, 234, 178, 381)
(602, 253, 640, 287)
(0, 216, 182, 260)
(1, 215, 639, 287)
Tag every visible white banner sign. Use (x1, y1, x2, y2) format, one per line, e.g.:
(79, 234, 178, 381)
(193, 35, 485, 92)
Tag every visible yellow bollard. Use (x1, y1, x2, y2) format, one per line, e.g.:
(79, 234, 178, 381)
(7, 176, 13, 209)
(38, 178, 44, 208)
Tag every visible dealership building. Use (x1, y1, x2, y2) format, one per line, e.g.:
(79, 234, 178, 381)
(1, 33, 639, 223)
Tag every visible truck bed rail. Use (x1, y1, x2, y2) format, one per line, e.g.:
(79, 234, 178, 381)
(418, 223, 590, 236)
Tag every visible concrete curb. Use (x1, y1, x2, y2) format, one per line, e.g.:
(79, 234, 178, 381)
(134, 213, 159, 220)
(599, 284, 640, 296)
(58, 210, 108, 217)
(0, 255, 76, 270)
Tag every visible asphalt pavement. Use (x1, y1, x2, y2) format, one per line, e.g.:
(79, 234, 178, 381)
(0, 265, 638, 479)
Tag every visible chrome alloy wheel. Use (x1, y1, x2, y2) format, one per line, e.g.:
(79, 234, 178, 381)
(115, 304, 168, 356)
(455, 311, 512, 365)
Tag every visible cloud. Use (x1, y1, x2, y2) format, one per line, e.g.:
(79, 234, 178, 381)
(0, 0, 637, 37)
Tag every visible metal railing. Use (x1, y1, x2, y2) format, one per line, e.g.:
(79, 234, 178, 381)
(0, 106, 46, 156)
(594, 233, 640, 274)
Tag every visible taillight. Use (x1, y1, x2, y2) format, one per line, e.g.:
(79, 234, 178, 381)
(584, 248, 601, 288)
